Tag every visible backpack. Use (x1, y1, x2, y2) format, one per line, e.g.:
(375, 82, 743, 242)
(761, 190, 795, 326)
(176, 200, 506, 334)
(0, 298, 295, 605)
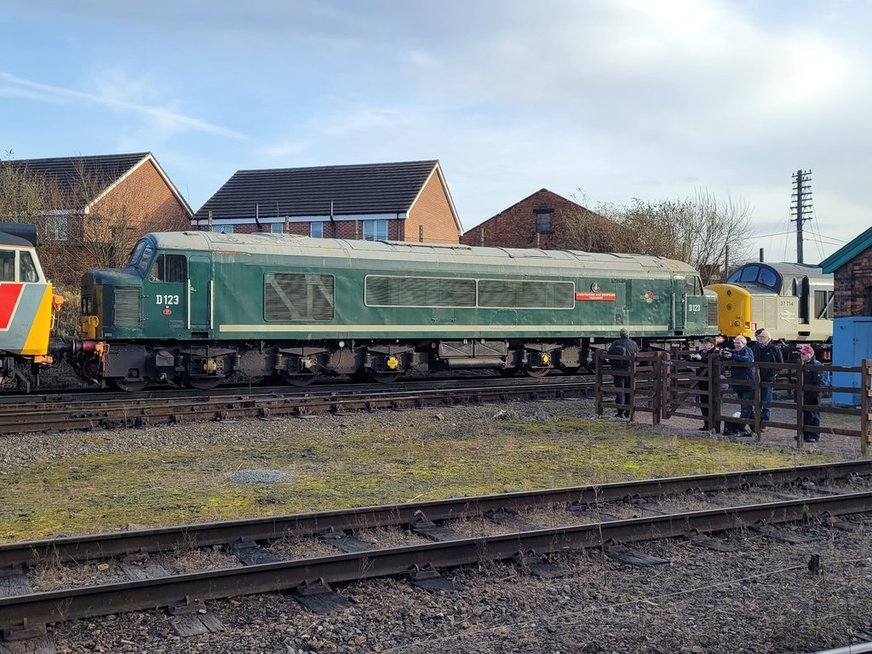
(607, 341, 629, 369)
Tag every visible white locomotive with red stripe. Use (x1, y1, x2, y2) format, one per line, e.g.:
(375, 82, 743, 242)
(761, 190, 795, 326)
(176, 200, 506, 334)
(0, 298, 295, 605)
(0, 223, 63, 390)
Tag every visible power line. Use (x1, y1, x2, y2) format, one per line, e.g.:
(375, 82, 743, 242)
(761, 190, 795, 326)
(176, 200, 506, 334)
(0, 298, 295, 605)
(748, 231, 844, 243)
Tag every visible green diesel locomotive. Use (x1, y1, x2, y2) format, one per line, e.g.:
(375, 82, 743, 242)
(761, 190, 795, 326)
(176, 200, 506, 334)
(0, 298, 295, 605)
(75, 232, 718, 390)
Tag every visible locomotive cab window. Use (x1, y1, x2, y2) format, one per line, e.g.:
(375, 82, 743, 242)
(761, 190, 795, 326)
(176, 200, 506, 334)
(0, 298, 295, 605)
(739, 265, 759, 283)
(0, 251, 14, 281)
(685, 276, 703, 295)
(148, 254, 188, 282)
(0, 250, 39, 282)
(758, 267, 778, 289)
(127, 240, 155, 274)
(19, 251, 38, 282)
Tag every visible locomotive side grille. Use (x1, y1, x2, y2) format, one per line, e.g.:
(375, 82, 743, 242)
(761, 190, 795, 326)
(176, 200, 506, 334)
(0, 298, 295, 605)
(265, 273, 334, 321)
(706, 296, 718, 326)
(113, 287, 141, 326)
(478, 279, 574, 309)
(365, 276, 476, 307)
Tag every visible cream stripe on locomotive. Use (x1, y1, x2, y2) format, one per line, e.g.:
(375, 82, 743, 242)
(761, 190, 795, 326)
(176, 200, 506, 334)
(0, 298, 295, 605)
(219, 323, 670, 334)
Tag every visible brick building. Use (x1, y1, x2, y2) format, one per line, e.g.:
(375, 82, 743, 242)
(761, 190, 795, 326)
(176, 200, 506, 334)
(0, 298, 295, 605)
(460, 189, 629, 252)
(820, 225, 872, 317)
(193, 160, 461, 244)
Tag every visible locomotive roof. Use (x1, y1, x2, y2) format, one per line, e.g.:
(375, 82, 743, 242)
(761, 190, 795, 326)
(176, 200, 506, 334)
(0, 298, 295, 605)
(146, 231, 699, 275)
(0, 223, 38, 247)
(732, 261, 831, 282)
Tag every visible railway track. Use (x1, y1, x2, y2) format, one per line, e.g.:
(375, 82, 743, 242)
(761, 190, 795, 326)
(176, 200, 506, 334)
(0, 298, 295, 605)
(1, 460, 870, 642)
(0, 376, 591, 435)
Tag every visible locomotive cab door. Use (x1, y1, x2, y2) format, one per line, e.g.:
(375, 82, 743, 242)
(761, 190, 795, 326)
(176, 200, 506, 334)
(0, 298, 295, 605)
(672, 276, 686, 334)
(187, 255, 212, 335)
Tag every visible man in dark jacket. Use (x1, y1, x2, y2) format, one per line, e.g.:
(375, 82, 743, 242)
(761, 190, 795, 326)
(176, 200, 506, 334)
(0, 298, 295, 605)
(722, 335, 755, 435)
(797, 344, 822, 442)
(607, 328, 639, 418)
(751, 329, 783, 426)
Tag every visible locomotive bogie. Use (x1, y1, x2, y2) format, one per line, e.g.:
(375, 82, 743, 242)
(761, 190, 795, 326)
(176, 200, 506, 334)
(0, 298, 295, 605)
(74, 232, 717, 389)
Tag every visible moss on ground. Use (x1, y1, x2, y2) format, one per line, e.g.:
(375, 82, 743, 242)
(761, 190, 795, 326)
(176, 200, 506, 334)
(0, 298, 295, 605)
(0, 413, 842, 542)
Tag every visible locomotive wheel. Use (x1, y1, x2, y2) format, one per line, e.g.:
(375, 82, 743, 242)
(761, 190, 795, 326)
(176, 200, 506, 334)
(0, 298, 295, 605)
(184, 375, 223, 390)
(108, 377, 147, 392)
(524, 368, 550, 379)
(369, 371, 400, 384)
(280, 371, 315, 386)
(497, 367, 518, 377)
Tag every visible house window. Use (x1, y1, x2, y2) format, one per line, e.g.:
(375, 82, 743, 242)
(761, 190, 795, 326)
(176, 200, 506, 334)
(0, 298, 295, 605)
(311, 222, 324, 238)
(46, 215, 68, 241)
(270, 223, 284, 234)
(212, 224, 234, 234)
(362, 220, 388, 241)
(534, 202, 553, 234)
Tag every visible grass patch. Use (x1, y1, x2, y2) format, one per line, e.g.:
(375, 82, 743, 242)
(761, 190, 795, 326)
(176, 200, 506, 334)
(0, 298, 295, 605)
(0, 409, 842, 542)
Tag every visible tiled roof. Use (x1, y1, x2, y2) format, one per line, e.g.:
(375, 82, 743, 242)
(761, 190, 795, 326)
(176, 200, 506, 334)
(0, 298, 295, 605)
(4, 153, 150, 208)
(194, 160, 440, 220)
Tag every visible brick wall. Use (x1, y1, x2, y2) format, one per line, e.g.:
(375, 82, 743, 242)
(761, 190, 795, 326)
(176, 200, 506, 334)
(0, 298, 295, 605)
(834, 245, 872, 317)
(91, 159, 190, 239)
(406, 170, 460, 244)
(460, 189, 620, 251)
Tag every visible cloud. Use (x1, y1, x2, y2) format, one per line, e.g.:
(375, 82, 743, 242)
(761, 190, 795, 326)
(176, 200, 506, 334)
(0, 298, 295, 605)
(0, 70, 245, 140)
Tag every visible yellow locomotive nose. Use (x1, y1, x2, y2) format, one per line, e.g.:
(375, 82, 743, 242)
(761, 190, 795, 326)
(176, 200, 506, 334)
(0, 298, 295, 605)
(706, 283, 752, 339)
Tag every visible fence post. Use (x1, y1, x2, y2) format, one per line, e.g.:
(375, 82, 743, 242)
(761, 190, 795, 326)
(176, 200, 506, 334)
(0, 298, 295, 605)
(594, 349, 603, 417)
(712, 353, 721, 433)
(861, 359, 870, 457)
(628, 352, 636, 421)
(653, 352, 663, 427)
(795, 360, 805, 448)
(753, 366, 762, 441)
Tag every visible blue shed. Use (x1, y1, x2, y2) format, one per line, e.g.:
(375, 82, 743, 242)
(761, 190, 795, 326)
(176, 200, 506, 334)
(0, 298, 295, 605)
(832, 317, 872, 407)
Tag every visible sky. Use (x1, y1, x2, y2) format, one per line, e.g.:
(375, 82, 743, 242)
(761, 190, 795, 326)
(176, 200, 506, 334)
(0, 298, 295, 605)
(2, 0, 869, 265)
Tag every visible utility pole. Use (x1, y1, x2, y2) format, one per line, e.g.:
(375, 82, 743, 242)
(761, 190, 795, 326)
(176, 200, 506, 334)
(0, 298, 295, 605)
(790, 169, 813, 264)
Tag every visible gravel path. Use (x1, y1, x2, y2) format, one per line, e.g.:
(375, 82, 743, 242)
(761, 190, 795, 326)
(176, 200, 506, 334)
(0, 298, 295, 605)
(1, 398, 869, 653)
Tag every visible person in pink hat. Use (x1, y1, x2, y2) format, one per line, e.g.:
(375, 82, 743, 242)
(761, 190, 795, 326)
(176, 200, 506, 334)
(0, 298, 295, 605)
(797, 344, 822, 442)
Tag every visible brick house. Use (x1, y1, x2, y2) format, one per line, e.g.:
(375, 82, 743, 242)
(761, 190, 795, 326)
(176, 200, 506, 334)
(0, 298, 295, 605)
(820, 225, 872, 317)
(3, 152, 192, 242)
(460, 189, 630, 252)
(193, 160, 461, 244)
(1, 152, 193, 284)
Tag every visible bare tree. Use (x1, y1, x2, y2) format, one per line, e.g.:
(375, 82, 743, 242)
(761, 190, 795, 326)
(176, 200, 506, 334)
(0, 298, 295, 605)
(593, 190, 752, 284)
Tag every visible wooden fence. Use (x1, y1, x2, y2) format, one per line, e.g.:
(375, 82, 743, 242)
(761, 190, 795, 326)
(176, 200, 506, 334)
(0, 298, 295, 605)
(594, 349, 872, 456)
